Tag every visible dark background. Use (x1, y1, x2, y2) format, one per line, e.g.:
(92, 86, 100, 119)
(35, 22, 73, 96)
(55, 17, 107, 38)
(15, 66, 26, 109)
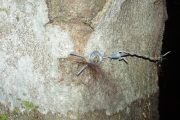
(159, 0, 179, 119)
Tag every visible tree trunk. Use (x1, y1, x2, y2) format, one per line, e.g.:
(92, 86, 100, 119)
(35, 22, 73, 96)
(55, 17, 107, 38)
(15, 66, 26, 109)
(0, 0, 167, 119)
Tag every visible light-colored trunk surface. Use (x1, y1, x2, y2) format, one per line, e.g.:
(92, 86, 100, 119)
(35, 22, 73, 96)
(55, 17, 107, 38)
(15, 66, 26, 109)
(0, 0, 166, 119)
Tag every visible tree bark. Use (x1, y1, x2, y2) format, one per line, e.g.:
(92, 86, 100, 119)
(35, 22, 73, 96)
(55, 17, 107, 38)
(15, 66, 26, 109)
(0, 0, 167, 119)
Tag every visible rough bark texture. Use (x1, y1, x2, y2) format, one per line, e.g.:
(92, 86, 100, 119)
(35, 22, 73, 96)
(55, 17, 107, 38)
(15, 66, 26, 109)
(0, 0, 166, 119)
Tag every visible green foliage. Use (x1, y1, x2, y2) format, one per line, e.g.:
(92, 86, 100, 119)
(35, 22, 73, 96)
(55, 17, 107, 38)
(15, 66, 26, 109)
(0, 114, 7, 120)
(0, 8, 10, 15)
(22, 101, 36, 111)
(12, 108, 20, 116)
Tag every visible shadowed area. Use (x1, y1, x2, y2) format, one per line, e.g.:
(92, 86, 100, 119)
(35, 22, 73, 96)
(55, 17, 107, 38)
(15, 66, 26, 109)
(159, 0, 179, 119)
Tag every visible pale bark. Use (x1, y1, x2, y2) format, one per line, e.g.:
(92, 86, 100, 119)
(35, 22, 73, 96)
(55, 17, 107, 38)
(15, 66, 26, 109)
(0, 0, 167, 119)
